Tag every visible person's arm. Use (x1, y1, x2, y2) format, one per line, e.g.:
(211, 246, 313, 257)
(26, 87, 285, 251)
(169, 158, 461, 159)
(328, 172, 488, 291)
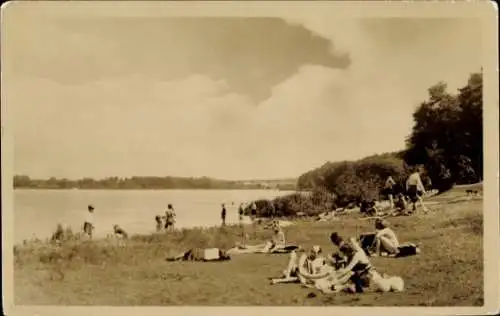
(375, 228, 390, 238)
(417, 176, 426, 194)
(343, 250, 364, 272)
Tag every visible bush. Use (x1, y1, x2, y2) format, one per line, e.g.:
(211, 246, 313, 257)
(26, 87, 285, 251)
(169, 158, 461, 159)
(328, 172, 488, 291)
(244, 188, 335, 218)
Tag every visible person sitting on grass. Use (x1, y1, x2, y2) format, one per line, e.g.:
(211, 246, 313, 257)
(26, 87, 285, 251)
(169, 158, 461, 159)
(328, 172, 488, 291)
(330, 232, 373, 293)
(360, 200, 378, 216)
(260, 223, 286, 253)
(330, 232, 405, 293)
(271, 245, 351, 293)
(113, 224, 128, 239)
(359, 220, 420, 258)
(372, 219, 399, 257)
(277, 245, 327, 280)
(393, 193, 409, 214)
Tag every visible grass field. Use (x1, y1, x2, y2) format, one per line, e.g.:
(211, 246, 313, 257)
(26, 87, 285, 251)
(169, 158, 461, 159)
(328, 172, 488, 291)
(13, 185, 484, 306)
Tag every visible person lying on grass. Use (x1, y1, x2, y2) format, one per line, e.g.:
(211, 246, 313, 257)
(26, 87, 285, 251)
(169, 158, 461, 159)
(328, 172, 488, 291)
(166, 248, 231, 262)
(393, 193, 411, 215)
(227, 224, 299, 254)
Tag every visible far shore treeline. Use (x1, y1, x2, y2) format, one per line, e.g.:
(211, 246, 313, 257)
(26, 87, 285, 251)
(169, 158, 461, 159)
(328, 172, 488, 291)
(14, 71, 482, 218)
(13, 175, 297, 191)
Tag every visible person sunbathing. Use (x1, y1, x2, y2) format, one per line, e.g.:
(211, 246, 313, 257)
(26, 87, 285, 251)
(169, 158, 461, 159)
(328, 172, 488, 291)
(372, 219, 400, 257)
(166, 248, 231, 262)
(228, 226, 299, 255)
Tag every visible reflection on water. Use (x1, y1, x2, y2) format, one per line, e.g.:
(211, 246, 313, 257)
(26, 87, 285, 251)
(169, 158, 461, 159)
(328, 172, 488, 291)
(14, 189, 294, 244)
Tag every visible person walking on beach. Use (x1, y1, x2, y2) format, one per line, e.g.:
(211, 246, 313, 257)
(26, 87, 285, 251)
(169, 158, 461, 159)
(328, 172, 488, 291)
(83, 204, 95, 239)
(384, 176, 397, 209)
(406, 167, 429, 213)
(221, 204, 227, 226)
(164, 204, 176, 231)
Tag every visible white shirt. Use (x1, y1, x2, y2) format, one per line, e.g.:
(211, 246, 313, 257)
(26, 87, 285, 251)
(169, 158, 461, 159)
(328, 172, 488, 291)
(86, 211, 94, 224)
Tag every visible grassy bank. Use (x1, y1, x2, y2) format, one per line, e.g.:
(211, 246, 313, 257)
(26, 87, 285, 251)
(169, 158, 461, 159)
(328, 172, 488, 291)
(14, 186, 483, 306)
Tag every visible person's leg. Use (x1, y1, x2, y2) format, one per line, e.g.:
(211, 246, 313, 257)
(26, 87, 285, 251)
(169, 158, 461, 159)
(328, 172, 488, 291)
(388, 193, 394, 209)
(350, 272, 364, 293)
(378, 236, 399, 255)
(283, 251, 298, 278)
(417, 195, 429, 213)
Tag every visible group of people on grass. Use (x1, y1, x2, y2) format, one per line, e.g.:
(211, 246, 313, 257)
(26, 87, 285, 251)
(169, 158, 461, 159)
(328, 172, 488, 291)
(271, 217, 417, 294)
(363, 167, 429, 217)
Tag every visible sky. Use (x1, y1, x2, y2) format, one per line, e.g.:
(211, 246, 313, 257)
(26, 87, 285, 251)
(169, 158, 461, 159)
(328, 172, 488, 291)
(3, 6, 483, 180)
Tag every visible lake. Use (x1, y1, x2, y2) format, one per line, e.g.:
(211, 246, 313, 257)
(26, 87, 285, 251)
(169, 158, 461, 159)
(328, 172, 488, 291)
(13, 189, 295, 244)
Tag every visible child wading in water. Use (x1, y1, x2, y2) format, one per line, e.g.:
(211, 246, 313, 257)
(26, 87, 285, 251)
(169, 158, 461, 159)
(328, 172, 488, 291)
(83, 204, 95, 239)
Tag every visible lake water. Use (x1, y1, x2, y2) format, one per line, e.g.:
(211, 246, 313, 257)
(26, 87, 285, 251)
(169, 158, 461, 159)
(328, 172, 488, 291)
(13, 189, 295, 244)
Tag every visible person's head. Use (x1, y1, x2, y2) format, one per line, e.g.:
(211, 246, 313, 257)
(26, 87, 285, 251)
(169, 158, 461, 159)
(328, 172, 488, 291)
(273, 224, 282, 233)
(113, 224, 119, 230)
(375, 218, 388, 230)
(167, 204, 173, 210)
(88, 205, 94, 212)
(330, 232, 344, 247)
(309, 245, 322, 259)
(155, 215, 161, 222)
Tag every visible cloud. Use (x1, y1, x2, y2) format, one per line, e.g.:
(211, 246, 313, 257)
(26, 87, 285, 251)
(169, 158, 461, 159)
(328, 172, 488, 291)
(7, 14, 483, 180)
(6, 16, 350, 102)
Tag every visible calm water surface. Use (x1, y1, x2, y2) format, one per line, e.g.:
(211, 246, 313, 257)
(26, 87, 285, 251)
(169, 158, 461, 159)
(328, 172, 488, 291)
(14, 189, 294, 244)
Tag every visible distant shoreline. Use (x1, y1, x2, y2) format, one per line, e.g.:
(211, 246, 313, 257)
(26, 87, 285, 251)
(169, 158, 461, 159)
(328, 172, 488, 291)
(13, 187, 299, 191)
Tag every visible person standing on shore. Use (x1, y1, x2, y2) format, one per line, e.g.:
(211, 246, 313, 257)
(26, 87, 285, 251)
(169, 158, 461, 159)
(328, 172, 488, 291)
(221, 204, 227, 226)
(406, 167, 428, 213)
(83, 204, 95, 239)
(164, 204, 176, 231)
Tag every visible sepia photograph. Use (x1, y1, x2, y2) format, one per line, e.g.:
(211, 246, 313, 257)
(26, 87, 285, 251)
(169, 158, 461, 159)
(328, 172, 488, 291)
(1, 1, 498, 314)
